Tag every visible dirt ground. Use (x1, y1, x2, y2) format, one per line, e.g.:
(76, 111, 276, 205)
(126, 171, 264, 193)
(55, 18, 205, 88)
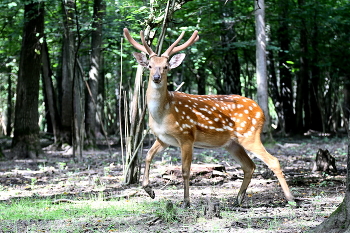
(0, 136, 348, 232)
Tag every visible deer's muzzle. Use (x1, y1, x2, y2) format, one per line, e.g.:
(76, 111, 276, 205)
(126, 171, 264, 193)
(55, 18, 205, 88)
(152, 68, 162, 83)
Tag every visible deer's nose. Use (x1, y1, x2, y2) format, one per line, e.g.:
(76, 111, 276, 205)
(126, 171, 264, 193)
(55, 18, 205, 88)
(153, 68, 161, 83)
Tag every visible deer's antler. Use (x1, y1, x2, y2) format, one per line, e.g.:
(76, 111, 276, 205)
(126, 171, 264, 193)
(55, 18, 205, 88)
(124, 28, 199, 59)
(123, 28, 157, 58)
(161, 30, 199, 58)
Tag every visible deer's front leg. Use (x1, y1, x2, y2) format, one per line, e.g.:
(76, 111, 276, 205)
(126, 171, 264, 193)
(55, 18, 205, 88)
(143, 139, 168, 198)
(179, 141, 194, 208)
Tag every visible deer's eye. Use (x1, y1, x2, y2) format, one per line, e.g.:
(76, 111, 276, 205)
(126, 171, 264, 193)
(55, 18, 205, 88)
(148, 65, 152, 69)
(164, 66, 168, 69)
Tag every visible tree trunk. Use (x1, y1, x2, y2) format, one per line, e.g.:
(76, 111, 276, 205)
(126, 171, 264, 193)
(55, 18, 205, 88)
(309, 13, 323, 132)
(344, 76, 350, 121)
(5, 68, 12, 136)
(219, 2, 241, 95)
(42, 40, 60, 143)
(85, 0, 105, 148)
(295, 0, 309, 133)
(255, 0, 270, 133)
(267, 50, 284, 132)
(11, 2, 44, 159)
(73, 61, 84, 160)
(311, 135, 350, 232)
(277, 2, 294, 134)
(59, 0, 76, 145)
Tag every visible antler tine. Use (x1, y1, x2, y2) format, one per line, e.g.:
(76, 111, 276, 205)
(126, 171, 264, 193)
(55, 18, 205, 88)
(161, 31, 185, 58)
(161, 30, 199, 58)
(123, 28, 148, 54)
(140, 31, 157, 58)
(123, 28, 157, 57)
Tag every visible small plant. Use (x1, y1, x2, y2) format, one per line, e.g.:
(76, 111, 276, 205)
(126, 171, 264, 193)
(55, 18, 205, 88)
(153, 200, 178, 222)
(104, 166, 111, 176)
(31, 177, 37, 187)
(57, 162, 67, 170)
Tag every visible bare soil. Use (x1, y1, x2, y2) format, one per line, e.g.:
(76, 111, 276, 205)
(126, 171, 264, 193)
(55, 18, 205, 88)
(0, 136, 347, 232)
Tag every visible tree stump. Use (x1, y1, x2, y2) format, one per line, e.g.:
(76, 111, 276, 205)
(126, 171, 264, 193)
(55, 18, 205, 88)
(203, 197, 221, 219)
(312, 149, 337, 174)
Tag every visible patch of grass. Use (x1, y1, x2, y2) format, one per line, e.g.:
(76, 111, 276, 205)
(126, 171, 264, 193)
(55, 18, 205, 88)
(0, 196, 153, 221)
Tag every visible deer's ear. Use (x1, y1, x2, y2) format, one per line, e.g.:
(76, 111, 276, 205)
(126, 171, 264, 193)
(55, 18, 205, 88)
(132, 52, 149, 67)
(169, 54, 186, 69)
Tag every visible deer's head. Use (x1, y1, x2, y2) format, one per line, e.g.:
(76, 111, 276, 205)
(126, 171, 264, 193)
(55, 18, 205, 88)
(123, 28, 199, 85)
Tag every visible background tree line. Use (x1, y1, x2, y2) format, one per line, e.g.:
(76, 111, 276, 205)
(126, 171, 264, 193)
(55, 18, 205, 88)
(0, 0, 349, 159)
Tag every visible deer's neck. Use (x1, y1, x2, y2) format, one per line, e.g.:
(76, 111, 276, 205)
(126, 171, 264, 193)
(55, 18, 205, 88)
(146, 78, 171, 122)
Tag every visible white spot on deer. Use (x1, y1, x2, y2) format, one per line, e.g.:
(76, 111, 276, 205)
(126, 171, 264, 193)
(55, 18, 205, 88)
(252, 103, 258, 107)
(208, 121, 213, 124)
(249, 106, 253, 111)
(237, 104, 243, 108)
(229, 122, 233, 127)
(224, 126, 234, 131)
(240, 121, 246, 127)
(179, 101, 182, 105)
(239, 113, 243, 117)
(184, 104, 189, 108)
(252, 118, 257, 125)
(244, 109, 249, 114)
(214, 118, 219, 122)
(237, 127, 243, 131)
(251, 126, 255, 131)
(209, 126, 215, 130)
(234, 131, 243, 137)
(216, 128, 224, 131)
(255, 112, 261, 118)
(242, 98, 248, 102)
(243, 131, 253, 137)
(175, 107, 179, 113)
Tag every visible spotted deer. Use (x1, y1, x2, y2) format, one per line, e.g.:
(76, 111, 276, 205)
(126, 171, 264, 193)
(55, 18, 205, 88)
(123, 28, 294, 207)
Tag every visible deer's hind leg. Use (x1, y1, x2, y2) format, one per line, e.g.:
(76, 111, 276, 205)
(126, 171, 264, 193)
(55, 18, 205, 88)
(242, 139, 294, 202)
(225, 141, 256, 206)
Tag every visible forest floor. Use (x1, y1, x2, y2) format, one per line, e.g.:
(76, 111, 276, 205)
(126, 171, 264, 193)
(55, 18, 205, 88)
(0, 136, 348, 232)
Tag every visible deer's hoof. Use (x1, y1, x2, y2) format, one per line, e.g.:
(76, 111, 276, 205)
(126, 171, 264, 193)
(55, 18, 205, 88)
(143, 185, 155, 199)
